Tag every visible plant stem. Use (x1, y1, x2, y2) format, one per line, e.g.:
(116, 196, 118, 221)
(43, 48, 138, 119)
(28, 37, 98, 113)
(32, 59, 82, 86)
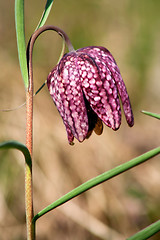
(25, 89, 34, 239)
(25, 25, 74, 239)
(26, 25, 34, 239)
(27, 25, 74, 72)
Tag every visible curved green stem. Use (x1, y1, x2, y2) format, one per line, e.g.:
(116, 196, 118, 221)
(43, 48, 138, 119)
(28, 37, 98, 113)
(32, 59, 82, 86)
(15, 0, 55, 89)
(27, 24, 74, 90)
(0, 140, 34, 239)
(32, 146, 160, 224)
(0, 140, 32, 169)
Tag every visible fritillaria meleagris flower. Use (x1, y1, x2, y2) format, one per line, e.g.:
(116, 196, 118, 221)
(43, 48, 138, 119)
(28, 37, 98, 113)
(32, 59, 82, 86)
(47, 46, 134, 145)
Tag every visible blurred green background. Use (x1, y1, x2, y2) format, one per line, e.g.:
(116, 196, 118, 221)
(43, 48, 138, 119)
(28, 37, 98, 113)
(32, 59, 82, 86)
(0, 0, 160, 239)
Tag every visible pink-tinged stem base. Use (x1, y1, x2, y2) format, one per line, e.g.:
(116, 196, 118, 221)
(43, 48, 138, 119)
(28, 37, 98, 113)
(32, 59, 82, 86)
(25, 90, 34, 240)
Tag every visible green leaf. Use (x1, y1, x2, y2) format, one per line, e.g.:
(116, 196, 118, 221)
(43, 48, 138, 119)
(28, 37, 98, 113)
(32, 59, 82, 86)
(15, 0, 28, 88)
(141, 110, 160, 120)
(127, 219, 160, 240)
(36, 0, 54, 30)
(32, 146, 160, 223)
(0, 140, 32, 169)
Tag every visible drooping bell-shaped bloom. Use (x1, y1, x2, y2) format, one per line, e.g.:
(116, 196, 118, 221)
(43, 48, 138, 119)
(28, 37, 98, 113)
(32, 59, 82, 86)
(47, 46, 134, 144)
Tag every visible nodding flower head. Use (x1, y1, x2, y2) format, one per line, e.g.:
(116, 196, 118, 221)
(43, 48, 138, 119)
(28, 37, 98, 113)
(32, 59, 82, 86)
(47, 46, 134, 145)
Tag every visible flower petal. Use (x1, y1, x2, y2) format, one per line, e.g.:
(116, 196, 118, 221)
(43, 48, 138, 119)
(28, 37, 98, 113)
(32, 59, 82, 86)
(47, 67, 74, 144)
(77, 52, 121, 130)
(47, 53, 89, 143)
(79, 46, 134, 127)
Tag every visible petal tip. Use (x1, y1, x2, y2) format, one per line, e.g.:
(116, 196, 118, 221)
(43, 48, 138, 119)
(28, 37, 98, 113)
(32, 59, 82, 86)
(69, 141, 75, 146)
(128, 116, 134, 127)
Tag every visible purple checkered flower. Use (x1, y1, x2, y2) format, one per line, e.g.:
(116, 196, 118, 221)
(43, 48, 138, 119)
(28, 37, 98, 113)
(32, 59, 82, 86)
(47, 46, 134, 144)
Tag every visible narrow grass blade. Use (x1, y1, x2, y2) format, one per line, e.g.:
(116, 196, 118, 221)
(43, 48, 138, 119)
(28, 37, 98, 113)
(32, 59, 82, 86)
(127, 219, 160, 240)
(15, 0, 28, 88)
(0, 140, 32, 169)
(36, 0, 54, 30)
(141, 110, 160, 120)
(33, 146, 160, 223)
